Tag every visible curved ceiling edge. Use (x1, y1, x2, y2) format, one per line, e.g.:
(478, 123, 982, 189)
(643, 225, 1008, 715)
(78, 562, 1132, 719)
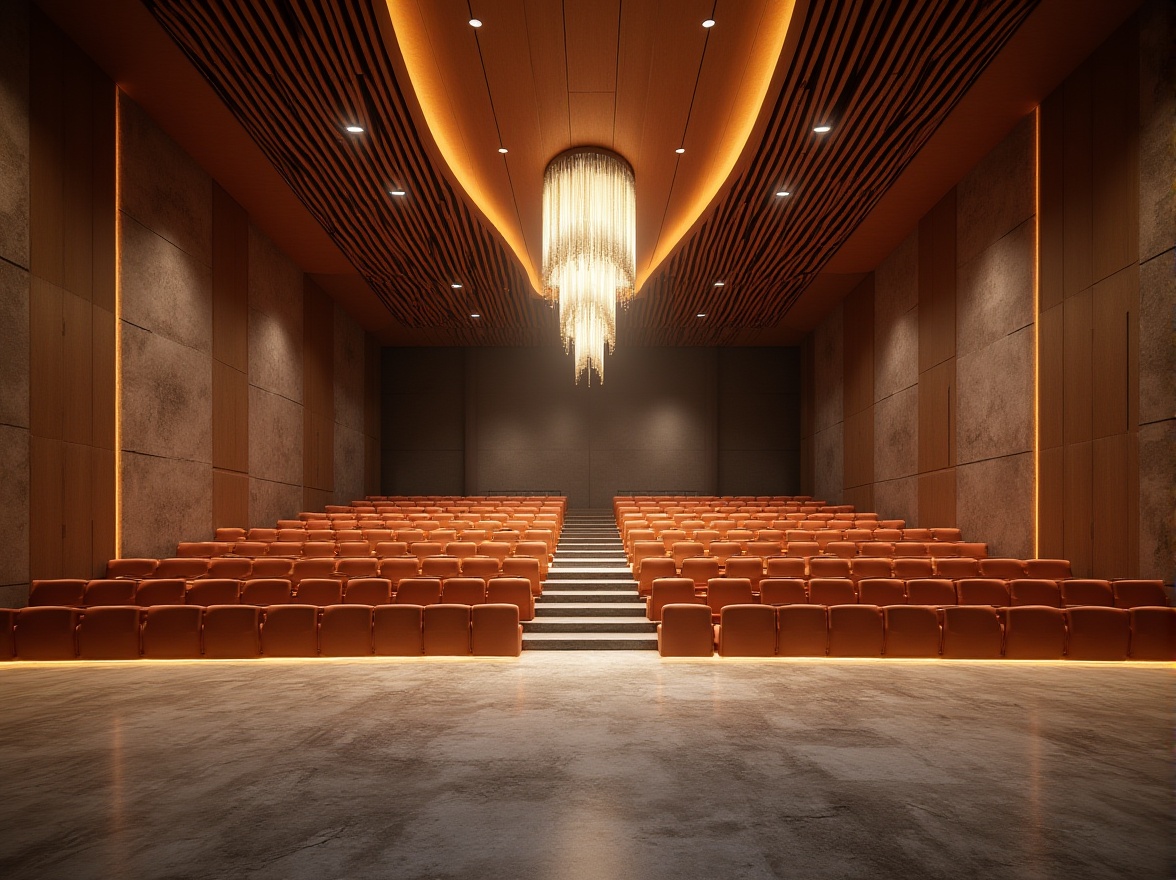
(635, 1, 797, 291)
(384, 0, 542, 296)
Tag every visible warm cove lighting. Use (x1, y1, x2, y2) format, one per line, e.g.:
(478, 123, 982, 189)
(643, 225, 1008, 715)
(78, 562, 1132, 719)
(542, 148, 636, 384)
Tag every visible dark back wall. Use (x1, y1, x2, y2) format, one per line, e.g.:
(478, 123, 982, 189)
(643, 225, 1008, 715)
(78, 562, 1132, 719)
(382, 346, 800, 508)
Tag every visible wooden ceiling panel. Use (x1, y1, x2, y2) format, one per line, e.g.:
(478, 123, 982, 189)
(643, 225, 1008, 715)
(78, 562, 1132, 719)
(568, 91, 616, 151)
(563, 0, 620, 92)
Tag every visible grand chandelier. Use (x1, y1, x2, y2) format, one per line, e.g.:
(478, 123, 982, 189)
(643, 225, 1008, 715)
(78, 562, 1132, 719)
(542, 148, 636, 384)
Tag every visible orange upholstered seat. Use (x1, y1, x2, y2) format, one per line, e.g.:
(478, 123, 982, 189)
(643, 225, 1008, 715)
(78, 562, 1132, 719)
(941, 606, 1003, 658)
(858, 578, 905, 606)
(776, 605, 828, 656)
(957, 578, 1010, 607)
(905, 578, 958, 606)
(135, 578, 187, 607)
(758, 578, 808, 606)
(186, 578, 240, 607)
(344, 577, 392, 606)
(486, 577, 535, 621)
(1112, 580, 1169, 609)
(202, 605, 262, 658)
(808, 577, 856, 606)
(295, 578, 343, 607)
(261, 605, 319, 657)
(1064, 607, 1129, 660)
(657, 604, 715, 657)
(319, 605, 374, 656)
(141, 605, 202, 658)
(29, 579, 86, 607)
(1003, 606, 1066, 659)
(717, 605, 777, 656)
(638, 556, 678, 595)
(83, 579, 137, 607)
(77, 606, 141, 659)
(1009, 579, 1062, 607)
(1060, 579, 1114, 607)
(239, 578, 292, 606)
(422, 604, 471, 655)
(471, 604, 522, 656)
(373, 604, 423, 655)
(1128, 608, 1176, 660)
(106, 558, 157, 579)
(206, 557, 253, 579)
(934, 557, 980, 579)
(828, 605, 884, 657)
(705, 577, 755, 619)
(883, 606, 941, 657)
(646, 578, 698, 621)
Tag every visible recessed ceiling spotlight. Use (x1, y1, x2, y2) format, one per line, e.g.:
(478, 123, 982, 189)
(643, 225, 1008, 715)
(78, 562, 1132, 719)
(702, 19, 716, 28)
(470, 313, 481, 319)
(389, 189, 406, 197)
(713, 281, 725, 287)
(498, 147, 508, 154)
(675, 147, 685, 154)
(813, 124, 832, 133)
(776, 190, 791, 197)
(344, 124, 364, 133)
(697, 313, 706, 318)
(469, 18, 482, 28)
(451, 283, 463, 289)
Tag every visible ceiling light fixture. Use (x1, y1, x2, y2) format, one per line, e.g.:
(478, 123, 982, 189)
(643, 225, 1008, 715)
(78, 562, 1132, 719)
(451, 283, 462, 289)
(813, 124, 832, 133)
(776, 190, 791, 197)
(498, 147, 508, 154)
(344, 124, 364, 133)
(675, 147, 686, 154)
(389, 188, 406, 197)
(702, 19, 716, 28)
(468, 18, 482, 28)
(542, 147, 635, 385)
(697, 313, 706, 318)
(470, 313, 481, 319)
(713, 281, 725, 287)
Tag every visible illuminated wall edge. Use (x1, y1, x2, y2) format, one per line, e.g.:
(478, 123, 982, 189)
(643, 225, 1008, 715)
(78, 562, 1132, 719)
(1033, 105, 1040, 558)
(114, 86, 123, 559)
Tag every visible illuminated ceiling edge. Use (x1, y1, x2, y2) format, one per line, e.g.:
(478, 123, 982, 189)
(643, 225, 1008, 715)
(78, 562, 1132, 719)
(385, 0, 542, 296)
(636, 1, 797, 290)
(383, 0, 795, 299)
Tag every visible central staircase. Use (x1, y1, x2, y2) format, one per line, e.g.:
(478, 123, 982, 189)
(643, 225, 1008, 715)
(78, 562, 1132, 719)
(522, 510, 657, 650)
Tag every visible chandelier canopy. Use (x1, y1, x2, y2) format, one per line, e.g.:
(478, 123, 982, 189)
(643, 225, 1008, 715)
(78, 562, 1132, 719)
(542, 148, 636, 384)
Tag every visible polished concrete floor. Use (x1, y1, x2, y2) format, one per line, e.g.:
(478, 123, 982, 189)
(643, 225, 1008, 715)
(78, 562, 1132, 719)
(0, 654, 1171, 880)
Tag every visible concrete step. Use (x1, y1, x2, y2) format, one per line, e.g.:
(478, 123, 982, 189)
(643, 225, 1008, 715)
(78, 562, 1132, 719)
(522, 632, 658, 651)
(534, 603, 646, 616)
(524, 617, 657, 633)
(541, 580, 638, 592)
(539, 590, 643, 603)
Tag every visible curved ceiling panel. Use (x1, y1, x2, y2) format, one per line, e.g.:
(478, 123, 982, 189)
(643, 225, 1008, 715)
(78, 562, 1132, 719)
(144, 0, 1041, 348)
(385, 0, 796, 295)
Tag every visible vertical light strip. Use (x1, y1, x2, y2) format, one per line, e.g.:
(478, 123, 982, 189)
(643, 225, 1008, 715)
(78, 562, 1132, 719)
(1032, 105, 1040, 557)
(114, 87, 123, 558)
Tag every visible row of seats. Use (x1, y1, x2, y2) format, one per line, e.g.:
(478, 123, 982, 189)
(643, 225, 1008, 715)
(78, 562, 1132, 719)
(173, 538, 553, 564)
(1, 603, 523, 660)
(634, 555, 1067, 594)
(213, 526, 559, 545)
(97, 555, 543, 594)
(29, 575, 537, 619)
(657, 603, 1176, 660)
(623, 528, 960, 555)
(644, 576, 1171, 620)
(632, 543, 990, 577)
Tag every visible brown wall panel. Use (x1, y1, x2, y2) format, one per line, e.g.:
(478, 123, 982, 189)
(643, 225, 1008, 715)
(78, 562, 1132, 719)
(61, 48, 95, 301)
(1092, 433, 1130, 578)
(843, 276, 874, 417)
(1063, 440, 1093, 577)
(61, 442, 93, 575)
(1062, 288, 1093, 444)
(29, 12, 65, 289)
(917, 189, 957, 372)
(212, 361, 248, 472)
(918, 469, 956, 529)
(29, 277, 63, 439)
(1038, 95, 1064, 313)
(1092, 266, 1137, 439)
(1037, 446, 1064, 558)
(91, 306, 116, 450)
(212, 469, 249, 529)
(842, 484, 874, 516)
(1061, 61, 1093, 298)
(1038, 303, 1064, 449)
(62, 292, 93, 445)
(212, 184, 249, 372)
(843, 407, 874, 490)
(918, 359, 955, 472)
(91, 83, 117, 314)
(91, 447, 116, 573)
(29, 436, 63, 579)
(1091, 22, 1139, 284)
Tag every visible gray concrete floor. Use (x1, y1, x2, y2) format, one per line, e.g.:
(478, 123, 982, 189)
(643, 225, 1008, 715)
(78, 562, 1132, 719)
(0, 654, 1171, 880)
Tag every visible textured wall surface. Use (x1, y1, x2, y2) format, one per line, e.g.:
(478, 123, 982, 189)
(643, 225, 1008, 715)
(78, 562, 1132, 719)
(333, 302, 366, 504)
(0, 1, 30, 605)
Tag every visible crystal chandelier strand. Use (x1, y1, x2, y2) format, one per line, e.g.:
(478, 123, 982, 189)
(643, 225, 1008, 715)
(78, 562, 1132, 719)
(542, 148, 636, 383)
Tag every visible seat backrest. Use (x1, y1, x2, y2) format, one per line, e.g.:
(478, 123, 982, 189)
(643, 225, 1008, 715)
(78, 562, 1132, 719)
(442, 577, 486, 606)
(883, 605, 941, 658)
(477, 541, 511, 564)
(141, 605, 202, 658)
(372, 604, 423, 655)
(422, 604, 471, 655)
(905, 578, 958, 606)
(892, 557, 935, 579)
(724, 557, 764, 587)
(344, 577, 392, 606)
(239, 578, 292, 606)
(394, 577, 442, 606)
(646, 577, 698, 621)
(83, 579, 137, 607)
(373, 541, 409, 558)
(758, 578, 808, 606)
(1003, 606, 1066, 659)
(335, 557, 378, 579)
(956, 578, 1011, 607)
(1009, 578, 1062, 608)
(850, 558, 892, 582)
(106, 558, 158, 579)
(206, 557, 253, 579)
(808, 577, 857, 606)
(471, 603, 522, 656)
(420, 556, 462, 579)
(679, 557, 721, 590)
(857, 578, 906, 606)
(657, 603, 714, 657)
(705, 577, 755, 616)
(186, 578, 241, 607)
(1060, 579, 1114, 608)
(379, 556, 420, 586)
(290, 558, 336, 586)
(765, 557, 806, 578)
(202, 605, 262, 658)
(776, 604, 828, 656)
(486, 577, 535, 621)
(1112, 579, 1169, 609)
(134, 578, 187, 607)
(827, 604, 884, 657)
(295, 578, 343, 607)
(1064, 607, 1130, 660)
(808, 556, 851, 579)
(708, 541, 742, 563)
(979, 558, 1027, 579)
(154, 558, 209, 579)
(29, 579, 87, 607)
(934, 557, 980, 579)
(1025, 558, 1072, 579)
(14, 607, 80, 659)
(718, 604, 777, 657)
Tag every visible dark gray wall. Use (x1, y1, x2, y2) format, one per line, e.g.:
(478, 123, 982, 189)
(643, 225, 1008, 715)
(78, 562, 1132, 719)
(382, 346, 800, 507)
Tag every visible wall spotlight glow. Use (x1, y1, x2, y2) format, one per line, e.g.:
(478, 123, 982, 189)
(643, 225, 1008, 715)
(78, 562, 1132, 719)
(813, 124, 832, 133)
(451, 283, 463, 289)
(345, 124, 365, 133)
(776, 190, 791, 197)
(696, 313, 707, 318)
(713, 281, 725, 287)
(389, 189, 406, 196)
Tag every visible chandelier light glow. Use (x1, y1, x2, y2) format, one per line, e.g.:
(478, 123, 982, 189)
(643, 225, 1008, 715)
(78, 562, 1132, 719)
(542, 148, 636, 384)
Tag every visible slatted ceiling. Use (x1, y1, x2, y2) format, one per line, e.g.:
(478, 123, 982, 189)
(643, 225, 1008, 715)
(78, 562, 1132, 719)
(148, 0, 1037, 347)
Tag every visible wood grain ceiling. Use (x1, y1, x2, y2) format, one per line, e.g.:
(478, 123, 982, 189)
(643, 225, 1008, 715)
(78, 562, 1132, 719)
(59, 0, 1129, 348)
